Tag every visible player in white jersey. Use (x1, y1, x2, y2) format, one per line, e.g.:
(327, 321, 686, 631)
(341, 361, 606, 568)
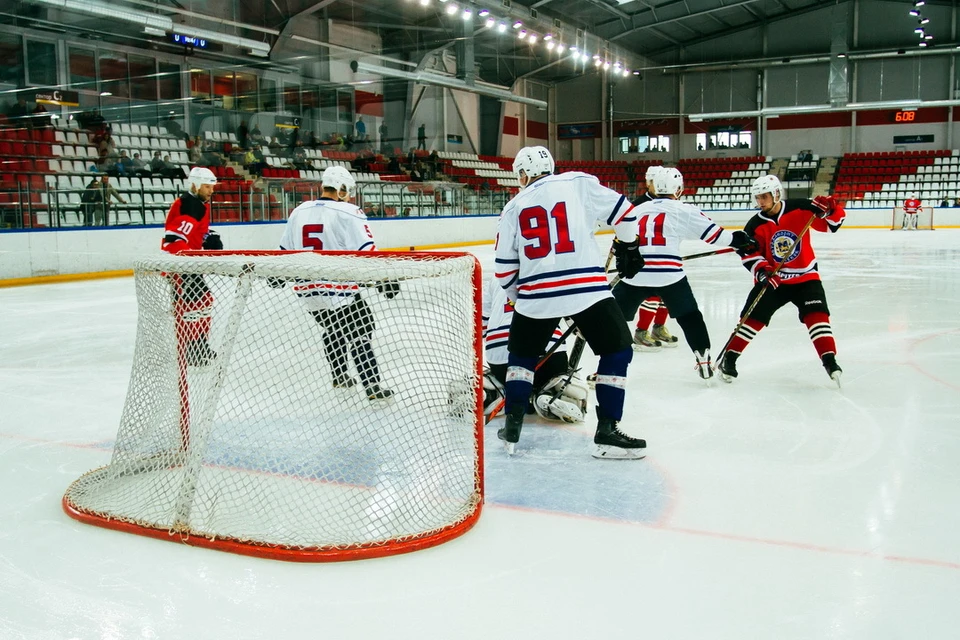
(276, 166, 394, 400)
(481, 277, 587, 423)
(612, 167, 754, 380)
(494, 145, 646, 458)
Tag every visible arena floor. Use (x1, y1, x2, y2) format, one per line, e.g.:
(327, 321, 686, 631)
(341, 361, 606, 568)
(1, 228, 958, 639)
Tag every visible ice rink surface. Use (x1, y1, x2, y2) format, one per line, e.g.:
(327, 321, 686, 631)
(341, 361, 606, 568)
(1, 228, 959, 639)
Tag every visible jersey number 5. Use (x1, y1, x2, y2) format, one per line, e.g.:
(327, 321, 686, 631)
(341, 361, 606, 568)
(302, 224, 324, 250)
(519, 202, 576, 259)
(637, 212, 666, 247)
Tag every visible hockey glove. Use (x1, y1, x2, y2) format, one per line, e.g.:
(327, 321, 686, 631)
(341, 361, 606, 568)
(811, 196, 836, 219)
(266, 277, 287, 289)
(730, 230, 758, 253)
(613, 237, 644, 279)
(202, 230, 223, 250)
(756, 266, 782, 290)
(377, 280, 401, 299)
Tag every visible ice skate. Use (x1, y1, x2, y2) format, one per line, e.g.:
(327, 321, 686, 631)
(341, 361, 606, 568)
(592, 408, 646, 460)
(186, 339, 217, 367)
(633, 328, 662, 352)
(366, 384, 394, 401)
(586, 373, 597, 389)
(717, 351, 739, 383)
(333, 376, 357, 389)
(822, 353, 842, 388)
(652, 324, 680, 348)
(497, 404, 525, 455)
(694, 349, 713, 380)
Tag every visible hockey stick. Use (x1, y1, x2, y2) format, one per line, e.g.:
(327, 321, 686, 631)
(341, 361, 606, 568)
(603, 246, 736, 273)
(715, 212, 819, 366)
(485, 276, 622, 424)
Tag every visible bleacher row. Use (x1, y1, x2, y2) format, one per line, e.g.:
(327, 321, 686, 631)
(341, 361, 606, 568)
(834, 149, 959, 206)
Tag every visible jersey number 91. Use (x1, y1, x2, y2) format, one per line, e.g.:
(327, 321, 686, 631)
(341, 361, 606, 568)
(519, 202, 576, 259)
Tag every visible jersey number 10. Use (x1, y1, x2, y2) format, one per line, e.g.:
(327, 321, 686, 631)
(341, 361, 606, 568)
(637, 213, 667, 246)
(519, 203, 576, 259)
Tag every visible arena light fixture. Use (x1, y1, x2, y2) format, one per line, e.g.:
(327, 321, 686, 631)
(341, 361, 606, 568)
(512, 20, 523, 28)
(497, 22, 507, 32)
(622, 68, 630, 77)
(556, 43, 565, 53)
(518, 29, 527, 39)
(594, 58, 602, 67)
(528, 34, 537, 43)
(919, 41, 927, 47)
(915, 27, 924, 33)
(544, 33, 553, 41)
(925, 34, 933, 40)
(909, 9, 920, 16)
(478, 9, 489, 16)
(485, 17, 495, 28)
(603, 61, 611, 69)
(920, 18, 930, 24)
(462, 8, 472, 19)
(445, 3, 458, 15)
(419, 0, 430, 5)
(546, 41, 555, 50)
(915, 1, 925, 6)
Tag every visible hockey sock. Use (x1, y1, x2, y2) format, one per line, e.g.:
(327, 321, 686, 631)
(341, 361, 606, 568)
(174, 292, 213, 345)
(726, 318, 765, 354)
(351, 338, 381, 388)
(594, 347, 632, 421)
(636, 298, 658, 331)
(674, 309, 709, 353)
(323, 332, 350, 381)
(653, 302, 669, 326)
(505, 354, 538, 415)
(803, 312, 837, 359)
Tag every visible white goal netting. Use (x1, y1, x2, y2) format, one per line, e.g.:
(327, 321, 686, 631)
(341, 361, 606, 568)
(891, 206, 935, 230)
(63, 251, 483, 561)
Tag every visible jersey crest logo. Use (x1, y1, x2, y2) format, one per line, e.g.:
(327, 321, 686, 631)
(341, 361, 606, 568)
(771, 229, 800, 263)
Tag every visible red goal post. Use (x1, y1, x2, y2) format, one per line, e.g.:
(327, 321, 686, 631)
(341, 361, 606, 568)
(63, 250, 485, 562)
(891, 206, 935, 230)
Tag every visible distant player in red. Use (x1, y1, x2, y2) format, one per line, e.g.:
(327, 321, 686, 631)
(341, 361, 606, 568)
(717, 175, 846, 386)
(901, 194, 922, 230)
(161, 167, 221, 366)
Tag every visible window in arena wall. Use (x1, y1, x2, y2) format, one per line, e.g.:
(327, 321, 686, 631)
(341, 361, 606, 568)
(99, 51, 129, 100)
(25, 39, 57, 87)
(337, 89, 353, 123)
(213, 70, 236, 110)
(190, 68, 211, 102)
(68, 47, 96, 92)
(301, 85, 319, 121)
(158, 61, 182, 114)
(260, 77, 277, 112)
(236, 72, 257, 111)
(698, 130, 752, 151)
(129, 55, 157, 101)
(0, 33, 22, 88)
(319, 88, 337, 122)
(283, 82, 300, 115)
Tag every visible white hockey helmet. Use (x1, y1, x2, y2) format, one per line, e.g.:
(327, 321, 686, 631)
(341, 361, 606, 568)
(751, 174, 783, 208)
(187, 167, 217, 193)
(908, 192, 918, 200)
(321, 166, 357, 199)
(653, 167, 684, 199)
(513, 145, 555, 187)
(645, 165, 664, 183)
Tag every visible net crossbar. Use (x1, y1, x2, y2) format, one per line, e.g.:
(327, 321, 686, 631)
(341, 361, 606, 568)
(63, 251, 484, 561)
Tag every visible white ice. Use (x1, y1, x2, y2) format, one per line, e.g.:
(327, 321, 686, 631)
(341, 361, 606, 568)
(1, 229, 959, 639)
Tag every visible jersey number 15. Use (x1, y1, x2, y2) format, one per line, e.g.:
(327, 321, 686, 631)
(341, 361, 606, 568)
(519, 202, 576, 259)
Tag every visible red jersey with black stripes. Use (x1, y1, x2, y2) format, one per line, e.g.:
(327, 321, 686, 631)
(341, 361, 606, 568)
(161, 191, 210, 254)
(739, 198, 846, 285)
(494, 171, 639, 318)
(620, 197, 734, 287)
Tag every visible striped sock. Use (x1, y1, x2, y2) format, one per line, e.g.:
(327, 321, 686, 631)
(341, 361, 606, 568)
(803, 312, 837, 358)
(653, 300, 669, 326)
(726, 318, 765, 354)
(636, 298, 659, 331)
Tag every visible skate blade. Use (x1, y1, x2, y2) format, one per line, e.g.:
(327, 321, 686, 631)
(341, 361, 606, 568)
(592, 444, 646, 460)
(716, 371, 735, 383)
(659, 340, 680, 348)
(501, 440, 516, 455)
(830, 371, 842, 389)
(632, 344, 662, 353)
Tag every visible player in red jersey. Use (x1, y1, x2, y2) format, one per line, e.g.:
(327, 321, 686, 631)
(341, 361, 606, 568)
(717, 175, 846, 386)
(901, 194, 922, 230)
(161, 167, 222, 366)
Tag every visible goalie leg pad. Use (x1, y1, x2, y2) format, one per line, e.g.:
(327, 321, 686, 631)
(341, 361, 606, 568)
(534, 394, 585, 423)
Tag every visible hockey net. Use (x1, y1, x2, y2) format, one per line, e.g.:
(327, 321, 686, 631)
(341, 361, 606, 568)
(891, 206, 935, 230)
(63, 250, 484, 561)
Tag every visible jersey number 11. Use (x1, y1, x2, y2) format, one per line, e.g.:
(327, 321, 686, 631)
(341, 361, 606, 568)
(638, 213, 666, 247)
(519, 202, 576, 259)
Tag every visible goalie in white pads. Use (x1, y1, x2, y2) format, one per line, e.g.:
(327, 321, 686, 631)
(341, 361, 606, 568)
(482, 277, 588, 423)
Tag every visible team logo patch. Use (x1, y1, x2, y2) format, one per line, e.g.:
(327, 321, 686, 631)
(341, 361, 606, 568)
(771, 229, 800, 263)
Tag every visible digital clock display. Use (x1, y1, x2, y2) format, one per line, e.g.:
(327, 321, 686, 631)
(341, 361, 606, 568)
(170, 33, 208, 49)
(894, 110, 917, 123)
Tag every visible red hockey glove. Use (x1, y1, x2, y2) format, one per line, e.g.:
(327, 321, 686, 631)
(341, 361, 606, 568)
(811, 195, 836, 219)
(756, 266, 782, 290)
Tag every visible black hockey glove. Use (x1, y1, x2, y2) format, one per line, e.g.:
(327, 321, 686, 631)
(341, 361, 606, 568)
(613, 237, 644, 279)
(756, 266, 782, 290)
(377, 280, 400, 299)
(202, 230, 223, 250)
(730, 231, 758, 253)
(266, 277, 287, 289)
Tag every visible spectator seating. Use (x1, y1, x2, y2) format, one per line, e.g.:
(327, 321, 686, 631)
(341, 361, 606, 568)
(677, 156, 771, 209)
(833, 150, 955, 209)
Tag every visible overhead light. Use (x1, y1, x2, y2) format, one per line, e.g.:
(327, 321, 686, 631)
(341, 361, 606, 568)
(478, 9, 490, 16)
(143, 26, 166, 37)
(915, 1, 925, 6)
(556, 44, 565, 53)
(546, 41, 555, 50)
(837, 53, 846, 58)
(462, 8, 472, 19)
(100, 91, 112, 96)
(512, 20, 522, 28)
(497, 22, 507, 32)
(909, 9, 920, 16)
(528, 34, 537, 43)
(603, 61, 610, 69)
(580, 52, 589, 61)
(485, 17, 495, 28)
(419, 0, 430, 5)
(445, 4, 458, 15)
(248, 48, 269, 57)
(613, 62, 621, 69)
(544, 33, 553, 41)
(518, 29, 527, 39)
(570, 46, 578, 52)
(633, 70, 641, 75)
(594, 58, 602, 67)
(920, 18, 930, 24)
(925, 34, 933, 40)
(919, 41, 927, 47)
(915, 27, 924, 34)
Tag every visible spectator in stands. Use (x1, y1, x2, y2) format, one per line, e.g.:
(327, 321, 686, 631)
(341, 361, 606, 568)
(379, 122, 388, 151)
(30, 103, 51, 129)
(161, 155, 186, 179)
(697, 143, 704, 151)
(387, 153, 401, 174)
(954, 198, 960, 208)
(407, 147, 416, 168)
(417, 123, 426, 151)
(80, 176, 103, 226)
(95, 176, 126, 226)
(292, 145, 311, 170)
(237, 120, 248, 149)
(117, 150, 135, 176)
(250, 123, 263, 145)
(162, 115, 186, 140)
(356, 117, 366, 141)
(940, 197, 950, 208)
(369, 204, 381, 218)
(302, 129, 316, 148)
(202, 141, 225, 167)
(131, 153, 150, 177)
(410, 163, 425, 182)
(150, 151, 165, 174)
(98, 133, 117, 168)
(188, 141, 202, 164)
(7, 97, 30, 127)
(401, 207, 411, 217)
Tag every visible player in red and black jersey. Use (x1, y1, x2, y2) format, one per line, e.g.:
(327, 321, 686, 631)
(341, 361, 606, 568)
(718, 175, 846, 386)
(162, 167, 222, 366)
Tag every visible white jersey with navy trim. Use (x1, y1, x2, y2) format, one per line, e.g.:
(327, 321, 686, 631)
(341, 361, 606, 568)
(278, 197, 377, 310)
(622, 197, 734, 287)
(494, 171, 639, 319)
(482, 277, 566, 365)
